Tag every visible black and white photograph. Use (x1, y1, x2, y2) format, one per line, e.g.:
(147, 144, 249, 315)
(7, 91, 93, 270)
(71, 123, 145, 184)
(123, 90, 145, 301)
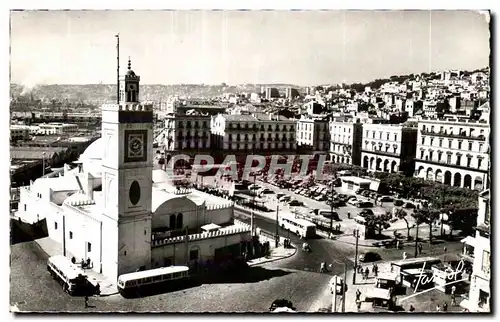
(7, 7, 492, 314)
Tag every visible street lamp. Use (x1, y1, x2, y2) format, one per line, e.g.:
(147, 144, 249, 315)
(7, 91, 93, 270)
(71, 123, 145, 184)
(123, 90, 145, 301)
(352, 229, 360, 285)
(42, 152, 46, 177)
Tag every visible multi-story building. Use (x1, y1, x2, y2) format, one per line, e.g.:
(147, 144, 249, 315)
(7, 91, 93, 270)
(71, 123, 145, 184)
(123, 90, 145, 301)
(460, 190, 490, 312)
(161, 114, 212, 156)
(35, 123, 79, 135)
(10, 125, 30, 141)
(328, 119, 363, 166)
(414, 117, 489, 190)
(296, 115, 330, 157)
(210, 113, 296, 160)
(361, 124, 418, 175)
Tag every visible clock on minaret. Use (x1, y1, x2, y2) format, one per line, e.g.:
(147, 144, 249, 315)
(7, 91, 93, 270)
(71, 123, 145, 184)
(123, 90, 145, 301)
(124, 130, 148, 163)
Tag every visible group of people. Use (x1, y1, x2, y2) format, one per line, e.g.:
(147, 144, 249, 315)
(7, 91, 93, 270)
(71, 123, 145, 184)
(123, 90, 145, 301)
(357, 263, 379, 280)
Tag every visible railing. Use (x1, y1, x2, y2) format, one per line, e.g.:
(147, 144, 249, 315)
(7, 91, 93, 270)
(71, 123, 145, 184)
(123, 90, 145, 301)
(152, 225, 251, 247)
(420, 130, 486, 141)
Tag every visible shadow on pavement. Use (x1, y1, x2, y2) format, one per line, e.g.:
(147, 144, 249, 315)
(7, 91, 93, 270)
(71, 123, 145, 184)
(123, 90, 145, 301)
(199, 266, 291, 284)
(10, 218, 48, 245)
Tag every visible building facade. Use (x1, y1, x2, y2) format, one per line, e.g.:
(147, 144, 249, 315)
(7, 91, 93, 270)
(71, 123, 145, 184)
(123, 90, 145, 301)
(460, 190, 490, 312)
(161, 114, 212, 155)
(328, 119, 363, 166)
(296, 115, 330, 156)
(210, 113, 296, 158)
(414, 118, 489, 190)
(361, 124, 418, 175)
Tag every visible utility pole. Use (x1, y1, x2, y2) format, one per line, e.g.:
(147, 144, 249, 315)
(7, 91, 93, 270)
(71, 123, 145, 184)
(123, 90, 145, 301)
(275, 204, 280, 248)
(342, 265, 347, 313)
(329, 183, 334, 238)
(414, 223, 419, 258)
(332, 275, 337, 313)
(251, 174, 256, 236)
(352, 229, 359, 285)
(185, 226, 189, 265)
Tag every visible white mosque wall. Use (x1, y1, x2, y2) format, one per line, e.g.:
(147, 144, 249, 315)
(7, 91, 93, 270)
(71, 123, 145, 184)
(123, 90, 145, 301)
(151, 230, 251, 267)
(117, 215, 152, 278)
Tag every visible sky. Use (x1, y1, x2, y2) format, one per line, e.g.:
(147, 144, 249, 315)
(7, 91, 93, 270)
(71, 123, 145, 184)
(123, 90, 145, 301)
(10, 10, 490, 86)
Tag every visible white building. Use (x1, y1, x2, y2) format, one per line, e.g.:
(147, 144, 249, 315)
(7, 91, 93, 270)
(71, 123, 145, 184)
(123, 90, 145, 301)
(210, 113, 296, 154)
(161, 114, 212, 154)
(414, 117, 489, 190)
(36, 123, 79, 135)
(361, 124, 418, 175)
(328, 119, 363, 166)
(16, 60, 250, 282)
(460, 190, 490, 312)
(296, 115, 329, 154)
(10, 125, 30, 141)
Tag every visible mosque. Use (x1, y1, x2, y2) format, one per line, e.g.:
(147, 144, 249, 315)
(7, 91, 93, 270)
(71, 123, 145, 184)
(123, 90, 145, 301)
(16, 59, 251, 281)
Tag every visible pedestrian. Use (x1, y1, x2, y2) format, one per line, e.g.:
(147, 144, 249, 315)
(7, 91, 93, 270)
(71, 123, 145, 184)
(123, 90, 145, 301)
(418, 243, 423, 255)
(436, 304, 441, 312)
(402, 252, 407, 260)
(443, 302, 448, 312)
(409, 305, 415, 312)
(356, 289, 361, 301)
(396, 240, 400, 250)
(451, 297, 456, 307)
(451, 285, 456, 299)
(84, 295, 89, 308)
(364, 267, 369, 279)
(374, 264, 378, 277)
(444, 246, 447, 253)
(356, 299, 362, 311)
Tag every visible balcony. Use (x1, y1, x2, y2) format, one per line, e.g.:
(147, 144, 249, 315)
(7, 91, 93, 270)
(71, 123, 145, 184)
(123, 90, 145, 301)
(420, 129, 486, 141)
(362, 149, 399, 158)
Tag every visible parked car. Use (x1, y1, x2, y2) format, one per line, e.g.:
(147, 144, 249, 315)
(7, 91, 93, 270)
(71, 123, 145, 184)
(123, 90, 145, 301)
(314, 195, 327, 201)
(393, 199, 404, 206)
(358, 252, 382, 263)
(269, 299, 296, 312)
(358, 209, 374, 216)
(347, 195, 357, 201)
(404, 202, 416, 209)
(378, 196, 393, 202)
(347, 199, 359, 206)
(279, 195, 291, 202)
(288, 200, 304, 207)
(357, 201, 374, 208)
(361, 190, 371, 197)
(259, 188, 274, 196)
(355, 188, 365, 195)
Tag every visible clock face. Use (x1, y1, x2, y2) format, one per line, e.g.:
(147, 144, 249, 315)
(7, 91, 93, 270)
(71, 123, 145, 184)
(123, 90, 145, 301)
(124, 130, 148, 163)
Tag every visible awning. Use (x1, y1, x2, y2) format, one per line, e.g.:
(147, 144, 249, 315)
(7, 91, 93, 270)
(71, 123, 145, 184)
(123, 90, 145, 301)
(461, 236, 476, 247)
(201, 223, 221, 232)
(366, 287, 391, 300)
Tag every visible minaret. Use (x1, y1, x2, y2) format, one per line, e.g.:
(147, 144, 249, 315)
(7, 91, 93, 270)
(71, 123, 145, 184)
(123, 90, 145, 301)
(100, 51, 153, 280)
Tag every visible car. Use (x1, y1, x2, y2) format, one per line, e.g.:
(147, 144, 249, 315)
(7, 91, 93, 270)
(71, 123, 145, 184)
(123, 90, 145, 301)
(357, 201, 374, 208)
(314, 195, 327, 201)
(269, 299, 296, 312)
(288, 200, 304, 207)
(329, 275, 347, 295)
(347, 195, 357, 201)
(359, 209, 374, 216)
(358, 252, 382, 263)
(404, 202, 416, 209)
(279, 195, 291, 202)
(355, 188, 365, 195)
(361, 190, 371, 197)
(347, 199, 359, 206)
(393, 199, 404, 206)
(378, 196, 393, 202)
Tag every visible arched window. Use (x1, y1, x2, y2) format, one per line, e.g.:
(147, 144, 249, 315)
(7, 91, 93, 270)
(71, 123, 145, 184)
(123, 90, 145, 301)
(177, 213, 183, 229)
(169, 214, 176, 229)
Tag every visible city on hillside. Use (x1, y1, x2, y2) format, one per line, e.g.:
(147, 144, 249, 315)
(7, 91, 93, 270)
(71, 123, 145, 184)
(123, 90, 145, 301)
(9, 10, 491, 315)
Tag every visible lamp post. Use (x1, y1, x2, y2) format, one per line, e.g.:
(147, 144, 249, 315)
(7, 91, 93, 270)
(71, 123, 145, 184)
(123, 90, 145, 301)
(42, 152, 46, 177)
(352, 228, 360, 285)
(414, 223, 420, 258)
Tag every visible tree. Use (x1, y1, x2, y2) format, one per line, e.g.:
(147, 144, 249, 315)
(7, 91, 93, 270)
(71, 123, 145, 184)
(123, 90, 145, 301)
(394, 208, 411, 241)
(363, 212, 392, 236)
(446, 208, 478, 236)
(411, 209, 440, 244)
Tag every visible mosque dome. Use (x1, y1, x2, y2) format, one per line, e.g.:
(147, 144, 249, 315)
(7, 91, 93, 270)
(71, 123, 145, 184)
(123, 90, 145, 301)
(79, 138, 103, 177)
(81, 138, 102, 161)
